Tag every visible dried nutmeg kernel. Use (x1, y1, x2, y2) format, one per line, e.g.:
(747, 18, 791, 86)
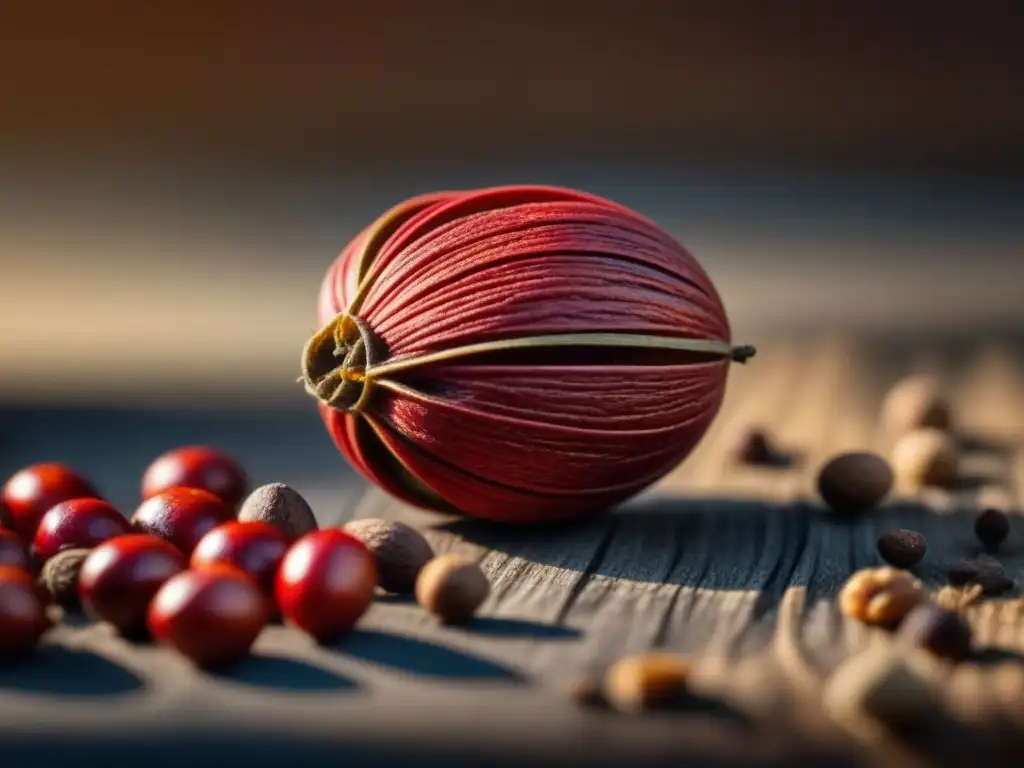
(343, 518, 434, 594)
(817, 451, 893, 515)
(891, 428, 958, 490)
(839, 566, 925, 628)
(876, 529, 926, 569)
(415, 554, 490, 624)
(947, 558, 1014, 596)
(898, 602, 972, 662)
(238, 483, 318, 541)
(881, 375, 952, 436)
(974, 508, 1010, 552)
(603, 652, 691, 713)
(39, 548, 91, 612)
(300, 186, 755, 525)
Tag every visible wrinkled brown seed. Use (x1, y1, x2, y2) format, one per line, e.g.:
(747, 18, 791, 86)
(817, 452, 893, 515)
(343, 518, 434, 594)
(415, 554, 490, 624)
(237, 483, 318, 540)
(876, 529, 926, 569)
(947, 558, 1014, 595)
(38, 548, 91, 612)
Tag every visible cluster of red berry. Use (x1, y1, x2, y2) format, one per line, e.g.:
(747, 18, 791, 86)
(0, 447, 377, 668)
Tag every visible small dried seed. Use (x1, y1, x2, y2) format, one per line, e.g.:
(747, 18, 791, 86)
(237, 483, 318, 541)
(415, 554, 489, 624)
(947, 558, 1014, 595)
(898, 603, 972, 662)
(891, 428, 958, 490)
(343, 518, 434, 594)
(839, 566, 925, 628)
(974, 508, 1010, 552)
(817, 452, 893, 515)
(876, 529, 926, 569)
(38, 548, 91, 612)
(602, 652, 691, 713)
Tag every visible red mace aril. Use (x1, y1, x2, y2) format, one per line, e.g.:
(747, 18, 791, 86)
(0, 529, 34, 573)
(141, 446, 248, 510)
(2, 463, 102, 541)
(33, 498, 132, 562)
(148, 566, 269, 668)
(0, 565, 51, 659)
(78, 534, 187, 637)
(300, 186, 754, 524)
(191, 521, 290, 601)
(131, 487, 235, 556)
(275, 529, 377, 643)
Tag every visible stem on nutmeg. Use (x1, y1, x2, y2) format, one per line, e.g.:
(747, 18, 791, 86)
(300, 315, 379, 413)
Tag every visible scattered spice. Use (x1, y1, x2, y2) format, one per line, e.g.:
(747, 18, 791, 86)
(891, 428, 958, 489)
(817, 452, 893, 515)
(839, 566, 925, 628)
(947, 558, 1014, 596)
(825, 650, 936, 728)
(881, 375, 952, 436)
(602, 652, 691, 713)
(238, 483, 318, 541)
(38, 548, 91, 613)
(343, 518, 435, 594)
(898, 603, 972, 662)
(415, 554, 490, 625)
(876, 528, 926, 569)
(974, 508, 1010, 552)
(733, 427, 777, 466)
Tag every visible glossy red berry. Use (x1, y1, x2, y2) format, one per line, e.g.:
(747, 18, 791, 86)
(0, 565, 51, 659)
(78, 534, 187, 637)
(131, 487, 235, 556)
(141, 446, 248, 510)
(33, 498, 132, 563)
(191, 521, 290, 600)
(2, 463, 101, 541)
(148, 566, 269, 668)
(275, 529, 377, 643)
(0, 529, 33, 573)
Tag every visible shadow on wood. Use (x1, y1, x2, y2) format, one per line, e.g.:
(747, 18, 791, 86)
(337, 628, 525, 681)
(464, 617, 581, 640)
(0, 646, 143, 696)
(217, 653, 358, 691)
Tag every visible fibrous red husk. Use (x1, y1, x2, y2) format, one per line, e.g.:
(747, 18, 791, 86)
(302, 185, 752, 524)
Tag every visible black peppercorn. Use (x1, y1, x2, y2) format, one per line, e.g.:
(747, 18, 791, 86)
(898, 603, 972, 662)
(974, 508, 1010, 552)
(877, 529, 926, 569)
(947, 558, 1014, 596)
(817, 452, 893, 515)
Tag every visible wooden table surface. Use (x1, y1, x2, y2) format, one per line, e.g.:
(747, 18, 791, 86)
(3, 330, 1024, 766)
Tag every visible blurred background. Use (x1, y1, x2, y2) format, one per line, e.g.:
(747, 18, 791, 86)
(1, 3, 1022, 507)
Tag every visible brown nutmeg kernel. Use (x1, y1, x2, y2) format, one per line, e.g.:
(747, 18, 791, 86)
(947, 558, 1014, 596)
(415, 554, 489, 624)
(817, 452, 893, 515)
(238, 483, 318, 541)
(38, 548, 91, 613)
(602, 652, 691, 713)
(898, 603, 972, 662)
(839, 567, 925, 628)
(891, 428, 958, 489)
(881, 375, 952, 436)
(876, 529, 926, 569)
(974, 508, 1010, 552)
(343, 518, 434, 594)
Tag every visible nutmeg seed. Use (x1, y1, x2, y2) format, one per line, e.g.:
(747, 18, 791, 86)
(891, 428, 958, 489)
(238, 483, 318, 541)
(415, 554, 489, 624)
(881, 375, 952, 436)
(39, 548, 91, 613)
(817, 451, 893, 515)
(876, 529, 926, 569)
(602, 652, 691, 713)
(343, 518, 434, 594)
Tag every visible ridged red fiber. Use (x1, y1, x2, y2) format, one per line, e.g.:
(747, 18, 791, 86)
(307, 185, 746, 524)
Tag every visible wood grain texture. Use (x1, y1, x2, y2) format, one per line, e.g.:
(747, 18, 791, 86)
(2, 333, 1024, 766)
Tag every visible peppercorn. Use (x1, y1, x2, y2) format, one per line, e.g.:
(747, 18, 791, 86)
(839, 566, 925, 628)
(415, 554, 490, 625)
(602, 652, 691, 713)
(891, 428, 958, 489)
(876, 529, 926, 569)
(343, 518, 434, 594)
(898, 603, 972, 662)
(238, 483, 318, 541)
(947, 558, 1014, 596)
(39, 548, 91, 613)
(817, 452, 893, 515)
(974, 508, 1010, 552)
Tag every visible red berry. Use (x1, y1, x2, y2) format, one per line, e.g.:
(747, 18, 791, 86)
(141, 446, 248, 510)
(0, 530, 33, 573)
(2, 463, 101, 541)
(275, 529, 377, 643)
(131, 487, 235, 556)
(0, 565, 51, 659)
(78, 534, 187, 637)
(0, 498, 13, 529)
(191, 521, 290, 600)
(148, 566, 269, 668)
(33, 498, 132, 562)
